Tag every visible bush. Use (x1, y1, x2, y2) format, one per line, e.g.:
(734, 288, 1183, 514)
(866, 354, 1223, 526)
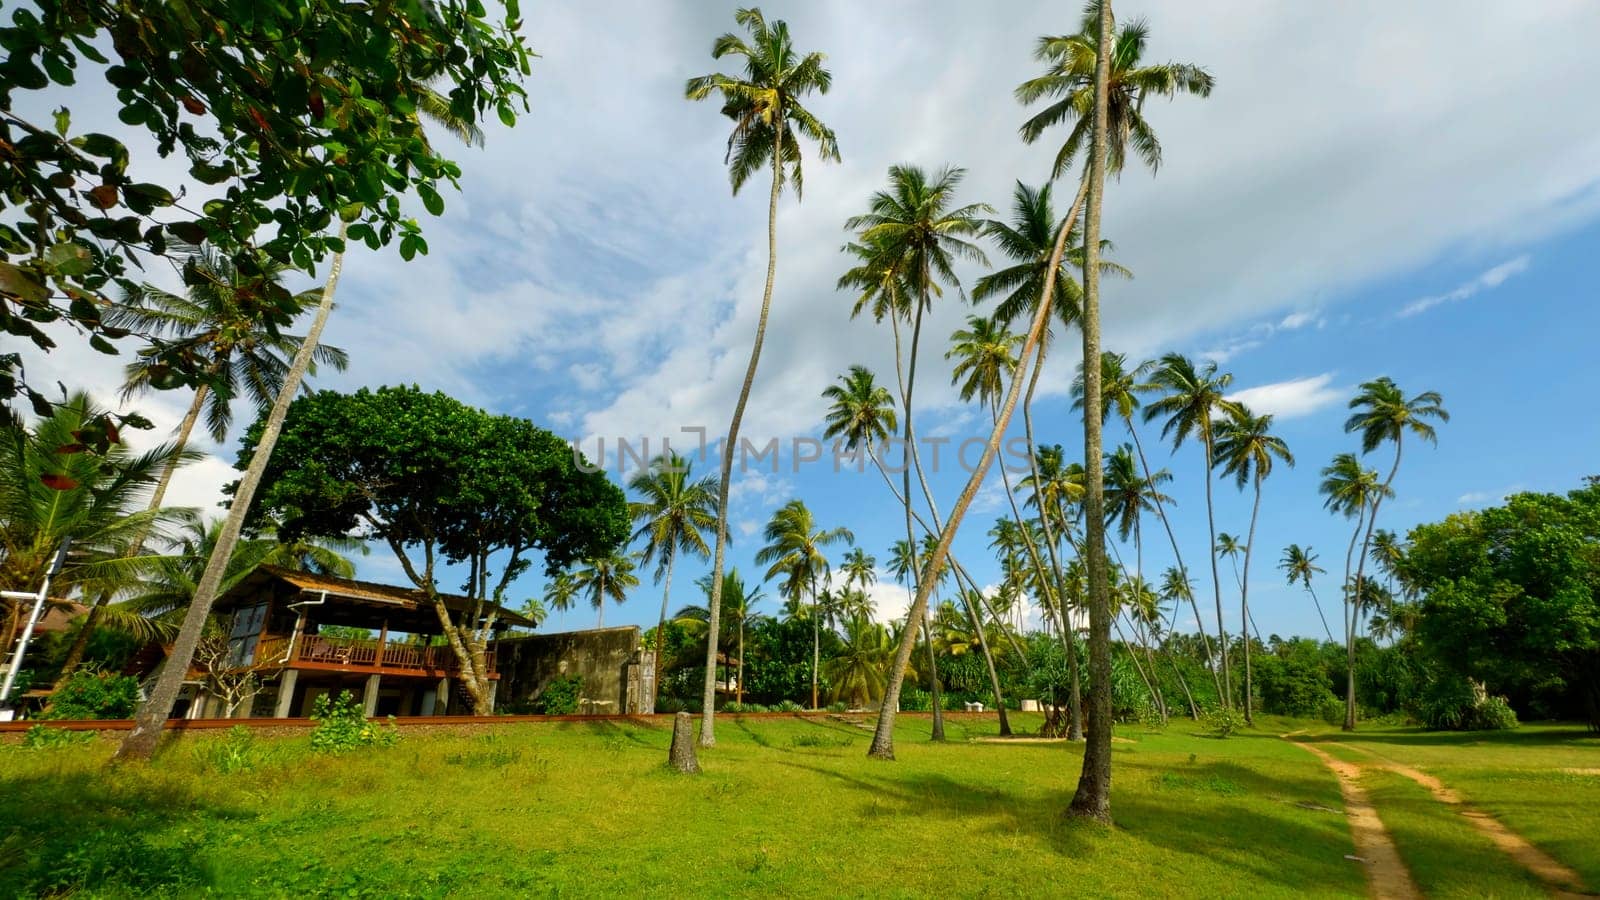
(1201, 704, 1246, 738)
(1413, 676, 1519, 731)
(40, 670, 140, 720)
(826, 701, 848, 713)
(20, 725, 95, 750)
(191, 725, 271, 774)
(530, 674, 582, 715)
(1319, 696, 1347, 726)
(899, 687, 932, 711)
(309, 691, 398, 753)
(1257, 656, 1341, 718)
(772, 699, 803, 713)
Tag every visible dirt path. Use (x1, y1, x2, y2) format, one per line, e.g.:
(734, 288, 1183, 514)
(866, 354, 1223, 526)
(1338, 744, 1589, 896)
(1287, 738, 1421, 900)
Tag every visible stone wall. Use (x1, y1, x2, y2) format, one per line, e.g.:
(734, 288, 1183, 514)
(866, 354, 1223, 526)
(493, 626, 654, 714)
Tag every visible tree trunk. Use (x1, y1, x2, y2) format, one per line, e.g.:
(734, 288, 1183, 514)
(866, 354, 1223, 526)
(667, 711, 701, 774)
(901, 296, 944, 741)
(1240, 474, 1263, 726)
(1307, 583, 1336, 643)
(57, 384, 212, 678)
(700, 125, 785, 747)
(1068, 0, 1115, 823)
(959, 587, 1012, 736)
(1341, 504, 1368, 732)
(654, 546, 675, 705)
(1202, 427, 1231, 710)
(866, 182, 1082, 761)
(1023, 344, 1083, 741)
(115, 227, 348, 762)
(1346, 437, 1402, 731)
(811, 573, 820, 710)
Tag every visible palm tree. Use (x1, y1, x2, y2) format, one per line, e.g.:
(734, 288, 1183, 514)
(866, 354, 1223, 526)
(821, 364, 898, 472)
(628, 451, 718, 699)
(1343, 378, 1447, 630)
(1016, 2, 1216, 180)
(1, 395, 193, 657)
(823, 613, 894, 708)
(844, 163, 988, 742)
(117, 81, 485, 759)
(754, 500, 852, 709)
(1279, 544, 1334, 642)
(681, 568, 766, 703)
(55, 247, 351, 676)
(1214, 406, 1293, 725)
(1143, 352, 1242, 706)
(1368, 529, 1408, 598)
(1102, 443, 1172, 583)
(839, 547, 877, 597)
(947, 316, 1023, 406)
(686, 8, 839, 747)
(570, 550, 640, 628)
(1319, 452, 1392, 730)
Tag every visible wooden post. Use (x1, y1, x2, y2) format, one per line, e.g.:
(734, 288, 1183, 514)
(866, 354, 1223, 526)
(274, 669, 299, 718)
(667, 711, 700, 774)
(375, 619, 388, 668)
(363, 673, 381, 717)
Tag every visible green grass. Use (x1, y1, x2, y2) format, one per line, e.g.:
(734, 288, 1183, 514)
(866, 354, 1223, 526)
(1, 714, 1366, 898)
(1304, 721, 1600, 888)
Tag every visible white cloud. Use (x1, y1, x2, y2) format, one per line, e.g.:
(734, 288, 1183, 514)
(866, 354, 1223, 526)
(1457, 484, 1525, 506)
(1398, 254, 1533, 318)
(1278, 310, 1323, 331)
(1228, 373, 1343, 420)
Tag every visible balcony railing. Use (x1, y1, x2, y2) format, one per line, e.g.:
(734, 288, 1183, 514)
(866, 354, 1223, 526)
(250, 635, 497, 677)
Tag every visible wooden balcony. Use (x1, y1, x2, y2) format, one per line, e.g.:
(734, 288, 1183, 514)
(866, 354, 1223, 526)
(252, 635, 498, 679)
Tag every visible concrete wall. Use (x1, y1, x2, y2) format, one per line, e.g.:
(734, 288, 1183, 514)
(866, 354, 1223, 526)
(494, 626, 654, 714)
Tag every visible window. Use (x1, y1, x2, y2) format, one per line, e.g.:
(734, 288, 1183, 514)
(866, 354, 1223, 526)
(227, 603, 268, 667)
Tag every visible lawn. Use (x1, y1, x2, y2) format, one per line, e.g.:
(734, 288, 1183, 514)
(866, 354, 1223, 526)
(0, 714, 1592, 898)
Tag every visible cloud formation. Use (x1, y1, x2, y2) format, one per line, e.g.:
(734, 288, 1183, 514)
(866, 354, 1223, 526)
(1399, 255, 1533, 318)
(1228, 373, 1343, 420)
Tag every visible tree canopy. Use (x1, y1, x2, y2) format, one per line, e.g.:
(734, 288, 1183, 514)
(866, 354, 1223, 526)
(1402, 478, 1600, 729)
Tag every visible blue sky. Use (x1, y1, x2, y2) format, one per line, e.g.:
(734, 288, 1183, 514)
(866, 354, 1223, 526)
(22, 1, 1600, 640)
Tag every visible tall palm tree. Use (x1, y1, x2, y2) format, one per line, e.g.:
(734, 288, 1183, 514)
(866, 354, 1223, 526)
(118, 82, 485, 759)
(1214, 405, 1293, 725)
(1102, 443, 1172, 583)
(754, 500, 852, 709)
(1319, 452, 1391, 730)
(56, 247, 351, 676)
(823, 613, 894, 709)
(1143, 352, 1242, 706)
(628, 451, 719, 699)
(844, 163, 988, 742)
(686, 8, 839, 747)
(821, 365, 897, 471)
(681, 568, 766, 703)
(1016, 2, 1216, 180)
(570, 550, 640, 628)
(1343, 378, 1447, 632)
(947, 315, 1023, 406)
(1279, 544, 1334, 642)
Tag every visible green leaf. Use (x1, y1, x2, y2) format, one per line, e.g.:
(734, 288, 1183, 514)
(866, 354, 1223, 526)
(52, 106, 70, 137)
(418, 182, 444, 217)
(88, 334, 119, 355)
(0, 262, 50, 303)
(46, 242, 92, 276)
(498, 102, 516, 128)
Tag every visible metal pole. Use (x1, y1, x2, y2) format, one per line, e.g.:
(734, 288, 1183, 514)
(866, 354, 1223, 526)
(1, 540, 71, 710)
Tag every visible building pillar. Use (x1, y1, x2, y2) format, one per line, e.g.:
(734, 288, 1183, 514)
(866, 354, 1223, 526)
(436, 677, 450, 716)
(363, 673, 381, 717)
(274, 669, 300, 718)
(487, 680, 498, 713)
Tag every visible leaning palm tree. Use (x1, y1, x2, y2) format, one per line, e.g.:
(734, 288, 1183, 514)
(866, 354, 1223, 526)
(686, 7, 839, 747)
(569, 550, 640, 628)
(628, 451, 718, 699)
(754, 500, 852, 709)
(1142, 352, 1242, 706)
(56, 247, 350, 676)
(117, 81, 487, 760)
(1319, 452, 1391, 730)
(1279, 544, 1333, 642)
(1343, 378, 1447, 628)
(1214, 405, 1293, 725)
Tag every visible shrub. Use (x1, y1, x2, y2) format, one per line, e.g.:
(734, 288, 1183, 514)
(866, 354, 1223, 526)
(1201, 704, 1246, 738)
(309, 691, 398, 753)
(191, 725, 269, 774)
(899, 688, 932, 711)
(772, 699, 803, 713)
(40, 670, 140, 720)
(826, 701, 848, 713)
(1319, 697, 1347, 726)
(1413, 676, 1519, 731)
(21, 725, 94, 750)
(530, 674, 582, 715)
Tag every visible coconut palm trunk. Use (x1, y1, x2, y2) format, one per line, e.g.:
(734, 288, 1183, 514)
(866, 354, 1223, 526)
(1340, 504, 1368, 732)
(901, 302, 945, 738)
(867, 183, 1079, 760)
(654, 544, 675, 702)
(1201, 428, 1231, 708)
(811, 571, 821, 709)
(700, 124, 783, 747)
(1068, 0, 1115, 821)
(1346, 438, 1402, 730)
(1240, 471, 1263, 725)
(116, 226, 347, 761)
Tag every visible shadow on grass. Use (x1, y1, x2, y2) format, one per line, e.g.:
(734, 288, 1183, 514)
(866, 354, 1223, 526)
(774, 753, 1357, 894)
(582, 718, 660, 751)
(1309, 724, 1600, 750)
(0, 768, 245, 895)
